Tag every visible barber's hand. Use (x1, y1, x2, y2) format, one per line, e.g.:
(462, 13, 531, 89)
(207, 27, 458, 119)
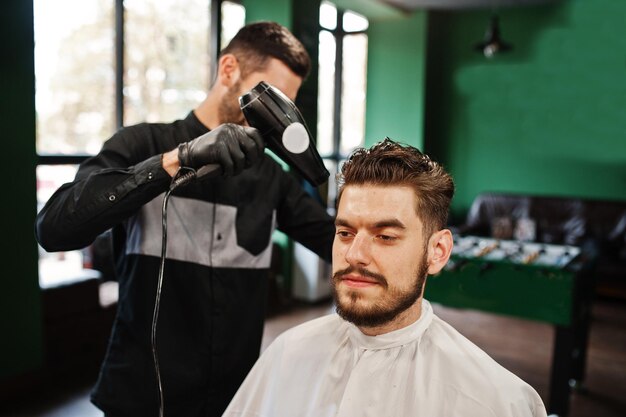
(178, 124, 264, 176)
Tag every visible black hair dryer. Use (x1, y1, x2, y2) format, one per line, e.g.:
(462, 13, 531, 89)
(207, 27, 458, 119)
(239, 81, 329, 186)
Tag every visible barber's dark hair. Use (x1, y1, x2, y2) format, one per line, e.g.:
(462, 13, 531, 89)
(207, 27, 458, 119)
(220, 21, 311, 79)
(337, 138, 455, 235)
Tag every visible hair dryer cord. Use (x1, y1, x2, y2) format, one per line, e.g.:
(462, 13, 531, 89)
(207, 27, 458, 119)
(152, 166, 197, 417)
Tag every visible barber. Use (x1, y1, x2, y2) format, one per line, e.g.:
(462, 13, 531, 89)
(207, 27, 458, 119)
(35, 22, 334, 417)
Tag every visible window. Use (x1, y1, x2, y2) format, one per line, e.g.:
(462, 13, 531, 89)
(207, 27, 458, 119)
(34, 0, 243, 288)
(221, 1, 245, 49)
(317, 1, 368, 209)
(34, 0, 115, 156)
(124, 0, 211, 125)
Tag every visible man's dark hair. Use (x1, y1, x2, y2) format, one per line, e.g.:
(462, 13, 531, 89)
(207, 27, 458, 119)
(221, 21, 311, 80)
(337, 138, 455, 235)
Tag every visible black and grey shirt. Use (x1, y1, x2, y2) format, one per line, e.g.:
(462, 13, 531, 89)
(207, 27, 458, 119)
(35, 112, 335, 417)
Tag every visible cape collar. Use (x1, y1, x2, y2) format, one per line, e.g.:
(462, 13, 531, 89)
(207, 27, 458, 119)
(345, 300, 433, 350)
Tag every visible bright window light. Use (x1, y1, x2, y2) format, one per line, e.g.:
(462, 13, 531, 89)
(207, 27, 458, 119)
(320, 1, 337, 30)
(343, 10, 368, 32)
(222, 1, 246, 49)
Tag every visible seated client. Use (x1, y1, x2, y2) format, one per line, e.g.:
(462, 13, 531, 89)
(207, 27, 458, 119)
(222, 138, 548, 417)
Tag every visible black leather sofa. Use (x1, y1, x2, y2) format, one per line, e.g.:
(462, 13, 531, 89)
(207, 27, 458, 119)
(456, 192, 626, 299)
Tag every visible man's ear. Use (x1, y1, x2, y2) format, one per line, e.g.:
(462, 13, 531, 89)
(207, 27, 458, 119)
(217, 53, 241, 87)
(426, 229, 453, 275)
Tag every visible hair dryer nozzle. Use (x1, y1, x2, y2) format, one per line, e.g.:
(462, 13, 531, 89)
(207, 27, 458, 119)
(239, 82, 329, 186)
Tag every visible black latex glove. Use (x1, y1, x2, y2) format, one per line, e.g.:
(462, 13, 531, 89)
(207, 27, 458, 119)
(178, 123, 264, 176)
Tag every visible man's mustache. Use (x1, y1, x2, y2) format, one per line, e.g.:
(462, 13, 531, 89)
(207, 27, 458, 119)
(332, 266, 388, 287)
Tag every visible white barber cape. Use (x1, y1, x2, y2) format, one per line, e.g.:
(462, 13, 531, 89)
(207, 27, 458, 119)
(223, 300, 547, 417)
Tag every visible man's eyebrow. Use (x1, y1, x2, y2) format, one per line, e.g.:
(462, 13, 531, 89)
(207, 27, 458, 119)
(335, 218, 351, 227)
(372, 219, 406, 229)
(334, 217, 406, 229)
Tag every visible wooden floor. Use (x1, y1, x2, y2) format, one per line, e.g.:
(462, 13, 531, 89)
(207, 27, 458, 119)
(2, 297, 625, 417)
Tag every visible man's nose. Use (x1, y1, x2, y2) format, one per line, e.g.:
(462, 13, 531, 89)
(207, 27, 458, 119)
(344, 234, 371, 266)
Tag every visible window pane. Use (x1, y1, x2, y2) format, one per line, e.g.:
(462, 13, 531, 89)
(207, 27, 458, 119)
(36, 165, 78, 211)
(125, 0, 211, 126)
(322, 159, 339, 213)
(221, 1, 245, 49)
(319, 1, 337, 30)
(317, 30, 336, 157)
(343, 10, 368, 32)
(34, 0, 115, 155)
(340, 34, 368, 156)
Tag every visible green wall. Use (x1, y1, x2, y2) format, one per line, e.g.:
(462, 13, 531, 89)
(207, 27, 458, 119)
(425, 1, 626, 220)
(0, 0, 43, 379)
(365, 12, 427, 149)
(242, 0, 292, 28)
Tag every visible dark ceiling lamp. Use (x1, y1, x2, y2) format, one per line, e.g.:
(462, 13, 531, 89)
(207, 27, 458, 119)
(475, 14, 513, 58)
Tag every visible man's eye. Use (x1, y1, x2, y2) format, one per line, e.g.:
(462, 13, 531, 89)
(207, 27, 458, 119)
(377, 235, 396, 241)
(336, 230, 353, 238)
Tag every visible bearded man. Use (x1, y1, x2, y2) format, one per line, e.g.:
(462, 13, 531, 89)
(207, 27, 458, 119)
(222, 138, 547, 417)
(36, 22, 334, 417)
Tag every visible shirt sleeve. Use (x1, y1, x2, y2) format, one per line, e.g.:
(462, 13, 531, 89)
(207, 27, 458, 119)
(275, 171, 335, 263)
(35, 131, 172, 252)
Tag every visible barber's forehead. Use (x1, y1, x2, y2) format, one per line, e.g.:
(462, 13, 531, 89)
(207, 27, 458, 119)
(247, 58, 301, 100)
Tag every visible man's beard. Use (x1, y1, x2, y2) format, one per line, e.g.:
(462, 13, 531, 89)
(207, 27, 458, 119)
(332, 254, 428, 328)
(218, 80, 246, 125)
